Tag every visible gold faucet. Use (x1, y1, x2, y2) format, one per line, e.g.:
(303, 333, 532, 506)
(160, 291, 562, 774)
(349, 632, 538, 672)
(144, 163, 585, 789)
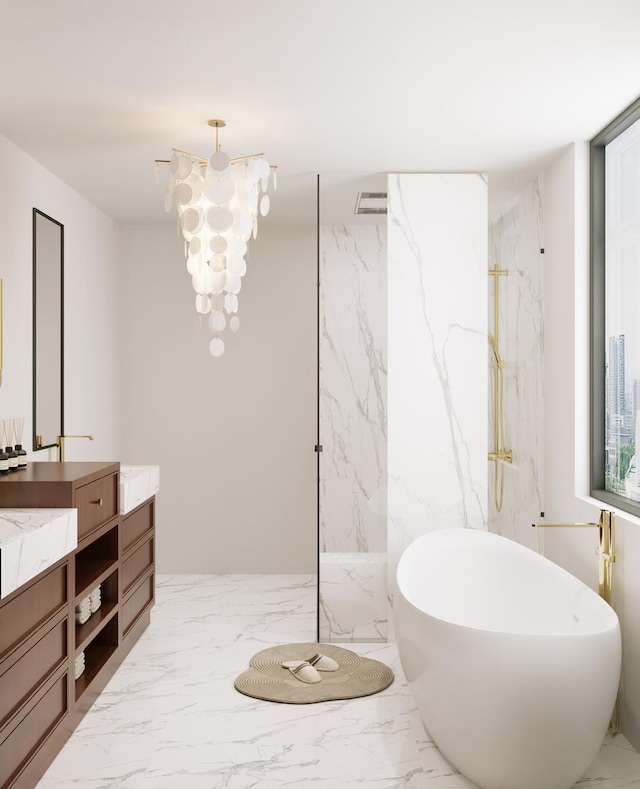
(532, 509, 618, 735)
(531, 509, 615, 605)
(56, 434, 94, 462)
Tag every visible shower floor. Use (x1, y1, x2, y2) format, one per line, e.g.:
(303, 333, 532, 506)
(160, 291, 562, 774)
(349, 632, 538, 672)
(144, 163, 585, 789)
(38, 575, 640, 788)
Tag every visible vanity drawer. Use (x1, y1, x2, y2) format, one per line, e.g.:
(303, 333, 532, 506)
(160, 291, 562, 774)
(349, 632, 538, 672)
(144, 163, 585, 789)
(122, 499, 154, 553)
(123, 538, 154, 596)
(76, 473, 118, 540)
(122, 574, 154, 636)
(0, 618, 68, 730)
(0, 672, 68, 789)
(0, 563, 68, 659)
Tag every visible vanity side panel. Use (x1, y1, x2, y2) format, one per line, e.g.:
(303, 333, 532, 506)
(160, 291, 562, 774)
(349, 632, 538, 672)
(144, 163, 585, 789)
(122, 498, 154, 553)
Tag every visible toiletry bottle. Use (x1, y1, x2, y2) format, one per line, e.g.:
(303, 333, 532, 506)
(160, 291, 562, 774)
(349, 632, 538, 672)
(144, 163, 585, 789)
(6, 419, 18, 471)
(13, 418, 27, 469)
(15, 443, 27, 469)
(0, 421, 7, 474)
(6, 444, 18, 471)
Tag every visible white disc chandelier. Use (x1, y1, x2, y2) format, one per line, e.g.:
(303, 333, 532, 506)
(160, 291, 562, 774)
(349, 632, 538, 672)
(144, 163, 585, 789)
(156, 120, 276, 357)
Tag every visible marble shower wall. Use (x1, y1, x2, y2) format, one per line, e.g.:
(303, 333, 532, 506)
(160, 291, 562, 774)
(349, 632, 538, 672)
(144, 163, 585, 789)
(488, 177, 544, 550)
(319, 224, 387, 642)
(387, 174, 488, 616)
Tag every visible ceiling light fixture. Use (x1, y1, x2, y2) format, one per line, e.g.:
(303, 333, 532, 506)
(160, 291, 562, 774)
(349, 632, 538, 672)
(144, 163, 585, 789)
(155, 120, 276, 357)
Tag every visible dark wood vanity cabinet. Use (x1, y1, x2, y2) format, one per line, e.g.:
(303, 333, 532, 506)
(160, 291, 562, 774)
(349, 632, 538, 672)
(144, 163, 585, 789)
(0, 463, 156, 788)
(121, 497, 155, 647)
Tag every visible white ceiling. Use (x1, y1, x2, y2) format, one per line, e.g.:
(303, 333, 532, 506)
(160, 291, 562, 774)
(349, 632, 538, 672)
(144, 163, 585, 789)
(1, 0, 639, 225)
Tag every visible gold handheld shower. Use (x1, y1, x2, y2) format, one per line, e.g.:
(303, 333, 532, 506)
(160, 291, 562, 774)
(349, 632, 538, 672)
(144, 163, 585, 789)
(488, 264, 511, 512)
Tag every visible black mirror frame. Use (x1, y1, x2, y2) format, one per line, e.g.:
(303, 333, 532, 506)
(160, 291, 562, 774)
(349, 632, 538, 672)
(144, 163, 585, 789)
(32, 208, 64, 452)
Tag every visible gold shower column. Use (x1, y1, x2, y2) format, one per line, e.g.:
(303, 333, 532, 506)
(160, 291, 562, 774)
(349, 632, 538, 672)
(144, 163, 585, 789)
(488, 264, 512, 511)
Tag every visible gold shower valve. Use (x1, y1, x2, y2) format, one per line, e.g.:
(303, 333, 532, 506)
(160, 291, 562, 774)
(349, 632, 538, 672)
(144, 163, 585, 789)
(488, 449, 512, 463)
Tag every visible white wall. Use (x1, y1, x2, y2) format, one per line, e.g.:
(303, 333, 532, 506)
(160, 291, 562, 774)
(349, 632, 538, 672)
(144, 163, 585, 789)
(543, 143, 640, 749)
(0, 132, 120, 464)
(119, 223, 317, 574)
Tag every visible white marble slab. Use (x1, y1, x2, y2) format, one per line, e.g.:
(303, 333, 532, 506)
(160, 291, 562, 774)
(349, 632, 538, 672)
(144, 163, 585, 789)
(0, 508, 77, 598)
(319, 225, 387, 554)
(120, 465, 160, 514)
(318, 223, 387, 643)
(319, 552, 387, 642)
(387, 174, 488, 621)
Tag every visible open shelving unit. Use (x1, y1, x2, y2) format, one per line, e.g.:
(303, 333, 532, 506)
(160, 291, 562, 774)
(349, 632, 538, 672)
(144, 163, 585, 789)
(73, 519, 120, 703)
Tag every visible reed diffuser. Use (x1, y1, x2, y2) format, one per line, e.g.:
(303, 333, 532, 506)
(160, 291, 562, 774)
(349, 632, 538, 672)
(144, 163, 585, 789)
(14, 417, 26, 469)
(5, 418, 17, 471)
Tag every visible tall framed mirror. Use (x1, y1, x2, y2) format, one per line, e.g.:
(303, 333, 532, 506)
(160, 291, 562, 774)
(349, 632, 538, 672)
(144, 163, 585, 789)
(33, 208, 64, 451)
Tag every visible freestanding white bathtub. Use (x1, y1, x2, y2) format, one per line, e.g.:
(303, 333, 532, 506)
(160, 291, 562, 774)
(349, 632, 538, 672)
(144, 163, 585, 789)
(395, 528, 621, 789)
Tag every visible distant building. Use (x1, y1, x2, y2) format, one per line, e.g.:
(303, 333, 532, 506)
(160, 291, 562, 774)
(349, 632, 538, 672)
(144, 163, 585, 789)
(606, 334, 627, 482)
(607, 334, 626, 424)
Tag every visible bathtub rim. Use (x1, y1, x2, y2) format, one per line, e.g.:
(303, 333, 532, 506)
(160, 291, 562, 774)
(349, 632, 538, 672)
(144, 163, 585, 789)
(396, 528, 620, 639)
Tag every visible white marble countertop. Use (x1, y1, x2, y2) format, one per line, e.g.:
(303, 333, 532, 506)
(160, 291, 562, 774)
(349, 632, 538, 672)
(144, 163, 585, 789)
(120, 465, 160, 515)
(0, 508, 77, 599)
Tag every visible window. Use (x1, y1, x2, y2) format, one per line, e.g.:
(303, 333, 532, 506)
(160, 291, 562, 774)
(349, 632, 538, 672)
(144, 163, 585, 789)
(591, 96, 640, 518)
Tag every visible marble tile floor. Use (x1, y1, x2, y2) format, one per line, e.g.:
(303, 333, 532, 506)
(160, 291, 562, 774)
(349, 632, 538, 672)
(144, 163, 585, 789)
(39, 575, 640, 789)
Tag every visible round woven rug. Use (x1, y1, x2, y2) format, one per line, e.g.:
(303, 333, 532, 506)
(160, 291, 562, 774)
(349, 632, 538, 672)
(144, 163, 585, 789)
(234, 642, 394, 704)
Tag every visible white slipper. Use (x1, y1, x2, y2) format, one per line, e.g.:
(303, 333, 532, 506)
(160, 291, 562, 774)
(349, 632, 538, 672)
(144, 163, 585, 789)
(285, 660, 322, 684)
(282, 660, 303, 669)
(308, 653, 339, 672)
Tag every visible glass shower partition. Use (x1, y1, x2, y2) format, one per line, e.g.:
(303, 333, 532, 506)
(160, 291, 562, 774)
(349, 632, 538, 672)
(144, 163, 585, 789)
(317, 173, 388, 643)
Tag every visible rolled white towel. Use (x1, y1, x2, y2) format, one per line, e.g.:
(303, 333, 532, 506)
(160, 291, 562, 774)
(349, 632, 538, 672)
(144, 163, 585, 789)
(89, 585, 102, 614)
(75, 595, 91, 614)
(75, 607, 91, 625)
(74, 652, 86, 681)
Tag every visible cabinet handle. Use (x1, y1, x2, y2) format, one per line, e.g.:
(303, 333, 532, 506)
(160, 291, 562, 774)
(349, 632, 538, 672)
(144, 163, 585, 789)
(90, 498, 104, 506)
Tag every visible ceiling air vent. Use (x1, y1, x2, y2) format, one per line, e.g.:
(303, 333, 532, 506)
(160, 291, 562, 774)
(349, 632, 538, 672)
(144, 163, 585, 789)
(354, 191, 387, 215)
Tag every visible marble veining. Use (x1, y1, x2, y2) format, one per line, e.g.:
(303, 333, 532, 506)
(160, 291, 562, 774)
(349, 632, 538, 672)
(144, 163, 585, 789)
(319, 552, 387, 642)
(120, 465, 160, 514)
(319, 225, 387, 555)
(387, 174, 488, 616)
(319, 224, 388, 642)
(0, 508, 77, 598)
(37, 574, 640, 788)
(488, 176, 544, 550)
